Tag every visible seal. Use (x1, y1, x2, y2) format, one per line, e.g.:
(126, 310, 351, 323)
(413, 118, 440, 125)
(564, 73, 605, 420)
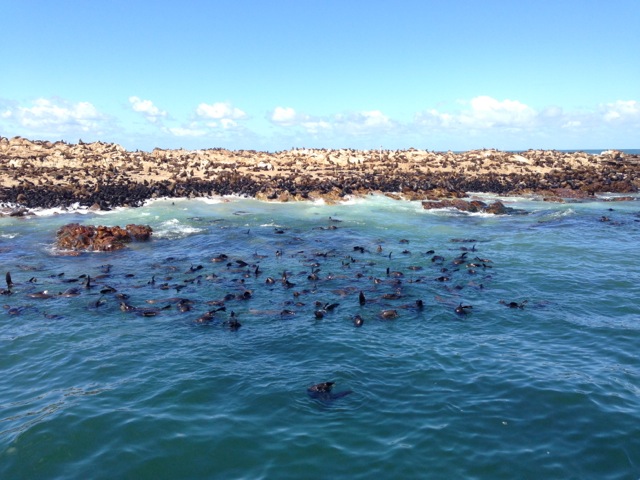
(307, 381, 352, 401)
(83, 275, 94, 289)
(28, 291, 53, 299)
(120, 301, 137, 312)
(382, 291, 402, 300)
(500, 300, 528, 309)
(60, 287, 81, 297)
(223, 311, 241, 330)
(177, 299, 193, 312)
(195, 306, 226, 324)
(89, 296, 107, 309)
(1, 272, 12, 295)
(455, 303, 473, 315)
(195, 310, 215, 324)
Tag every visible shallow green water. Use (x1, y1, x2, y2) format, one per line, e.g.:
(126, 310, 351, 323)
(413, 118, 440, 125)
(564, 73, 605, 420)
(1, 195, 639, 479)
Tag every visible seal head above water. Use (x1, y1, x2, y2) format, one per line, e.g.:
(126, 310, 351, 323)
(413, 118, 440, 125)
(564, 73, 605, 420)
(307, 381, 353, 401)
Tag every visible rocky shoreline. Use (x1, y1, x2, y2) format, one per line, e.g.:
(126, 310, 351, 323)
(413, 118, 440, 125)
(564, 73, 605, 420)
(1, 136, 639, 212)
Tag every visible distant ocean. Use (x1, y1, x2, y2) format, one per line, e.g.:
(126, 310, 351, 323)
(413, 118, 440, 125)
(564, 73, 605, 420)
(1, 193, 639, 479)
(450, 149, 640, 155)
(506, 149, 639, 155)
(554, 149, 640, 155)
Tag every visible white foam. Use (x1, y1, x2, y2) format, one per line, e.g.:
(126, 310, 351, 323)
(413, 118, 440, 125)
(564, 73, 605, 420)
(0, 201, 132, 218)
(153, 218, 205, 239)
(420, 205, 506, 218)
(595, 193, 639, 201)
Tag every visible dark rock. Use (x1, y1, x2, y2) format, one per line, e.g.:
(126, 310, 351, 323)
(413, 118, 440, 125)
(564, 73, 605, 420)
(9, 207, 29, 217)
(422, 199, 523, 215)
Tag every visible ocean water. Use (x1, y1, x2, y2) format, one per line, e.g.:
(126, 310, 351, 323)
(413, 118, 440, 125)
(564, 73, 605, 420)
(1, 194, 639, 479)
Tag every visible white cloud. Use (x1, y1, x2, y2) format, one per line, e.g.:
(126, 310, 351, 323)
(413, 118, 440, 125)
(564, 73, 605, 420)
(334, 110, 395, 136)
(160, 101, 248, 140)
(602, 100, 639, 122)
(540, 106, 564, 119)
(562, 120, 582, 128)
(460, 96, 536, 128)
(220, 118, 238, 129)
(4, 98, 105, 133)
(168, 126, 207, 137)
(414, 109, 456, 128)
(3, 94, 637, 150)
(203, 119, 240, 129)
(196, 102, 246, 120)
(415, 96, 537, 131)
(269, 107, 394, 137)
(270, 106, 298, 125)
(129, 96, 166, 122)
(300, 120, 332, 134)
(360, 110, 392, 127)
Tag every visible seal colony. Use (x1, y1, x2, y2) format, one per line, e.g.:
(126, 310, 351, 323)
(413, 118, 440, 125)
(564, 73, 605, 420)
(1, 136, 638, 213)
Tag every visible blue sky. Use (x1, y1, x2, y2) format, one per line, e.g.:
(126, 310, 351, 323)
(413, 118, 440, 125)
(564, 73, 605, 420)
(1, 0, 639, 151)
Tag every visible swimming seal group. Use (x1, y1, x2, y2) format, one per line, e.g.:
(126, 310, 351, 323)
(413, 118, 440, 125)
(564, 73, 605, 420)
(1, 209, 544, 403)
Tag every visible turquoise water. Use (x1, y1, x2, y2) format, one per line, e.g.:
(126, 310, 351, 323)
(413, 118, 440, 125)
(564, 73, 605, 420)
(1, 194, 639, 479)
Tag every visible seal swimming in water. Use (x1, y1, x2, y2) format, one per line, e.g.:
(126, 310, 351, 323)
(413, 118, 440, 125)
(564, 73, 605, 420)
(359, 291, 366, 305)
(500, 299, 528, 309)
(28, 291, 53, 299)
(120, 301, 137, 312)
(307, 381, 352, 401)
(88, 296, 107, 309)
(60, 287, 81, 297)
(222, 311, 241, 330)
(380, 309, 398, 319)
(455, 303, 473, 315)
(1, 272, 13, 295)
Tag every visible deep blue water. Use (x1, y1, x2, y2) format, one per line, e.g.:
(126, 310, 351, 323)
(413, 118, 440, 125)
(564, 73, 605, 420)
(1, 194, 639, 479)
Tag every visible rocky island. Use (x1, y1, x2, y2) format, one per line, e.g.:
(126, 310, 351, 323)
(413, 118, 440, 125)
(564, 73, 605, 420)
(1, 136, 638, 213)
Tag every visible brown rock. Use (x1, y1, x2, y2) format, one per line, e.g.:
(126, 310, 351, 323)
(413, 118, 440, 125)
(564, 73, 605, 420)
(484, 201, 509, 215)
(126, 224, 153, 240)
(56, 223, 152, 252)
(468, 200, 488, 212)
